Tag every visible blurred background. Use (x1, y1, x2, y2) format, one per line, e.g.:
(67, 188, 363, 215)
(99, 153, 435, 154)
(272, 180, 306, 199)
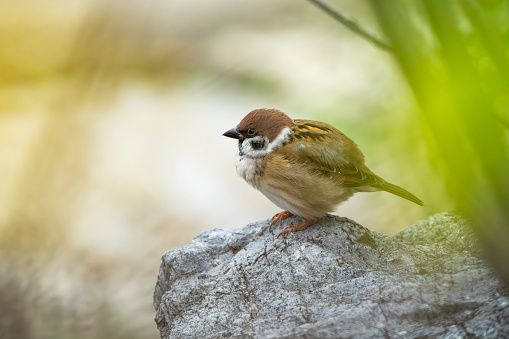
(0, 0, 476, 338)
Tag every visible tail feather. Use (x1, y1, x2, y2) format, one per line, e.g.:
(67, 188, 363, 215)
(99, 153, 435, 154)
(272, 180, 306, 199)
(377, 181, 424, 206)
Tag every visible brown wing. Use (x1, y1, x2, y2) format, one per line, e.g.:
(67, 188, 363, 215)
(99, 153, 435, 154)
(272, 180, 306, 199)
(287, 120, 424, 205)
(288, 119, 381, 188)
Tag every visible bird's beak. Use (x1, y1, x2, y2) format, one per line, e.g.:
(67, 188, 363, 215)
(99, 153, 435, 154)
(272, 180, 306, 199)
(223, 127, 243, 140)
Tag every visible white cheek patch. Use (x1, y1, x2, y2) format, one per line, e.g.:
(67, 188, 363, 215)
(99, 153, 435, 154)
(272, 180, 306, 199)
(240, 136, 268, 158)
(268, 126, 292, 153)
(235, 126, 292, 187)
(240, 127, 292, 159)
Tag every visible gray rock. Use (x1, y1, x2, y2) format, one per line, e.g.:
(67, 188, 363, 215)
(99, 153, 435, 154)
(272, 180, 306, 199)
(153, 211, 509, 338)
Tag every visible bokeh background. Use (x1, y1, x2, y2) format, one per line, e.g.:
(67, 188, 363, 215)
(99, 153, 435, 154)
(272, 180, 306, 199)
(6, 0, 506, 338)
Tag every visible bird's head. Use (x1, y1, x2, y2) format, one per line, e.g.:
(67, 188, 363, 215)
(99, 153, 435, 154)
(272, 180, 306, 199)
(223, 108, 294, 157)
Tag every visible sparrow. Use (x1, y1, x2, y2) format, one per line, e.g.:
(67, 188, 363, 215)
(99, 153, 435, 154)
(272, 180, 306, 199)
(223, 108, 423, 235)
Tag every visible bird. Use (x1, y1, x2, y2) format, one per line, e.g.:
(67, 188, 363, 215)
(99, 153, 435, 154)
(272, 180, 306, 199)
(223, 108, 423, 235)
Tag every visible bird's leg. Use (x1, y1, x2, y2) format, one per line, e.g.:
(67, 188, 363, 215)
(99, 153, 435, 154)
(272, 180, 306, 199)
(279, 218, 319, 236)
(269, 211, 293, 232)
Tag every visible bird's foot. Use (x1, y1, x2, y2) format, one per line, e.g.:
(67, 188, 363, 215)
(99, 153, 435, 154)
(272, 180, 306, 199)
(269, 211, 293, 232)
(279, 218, 319, 237)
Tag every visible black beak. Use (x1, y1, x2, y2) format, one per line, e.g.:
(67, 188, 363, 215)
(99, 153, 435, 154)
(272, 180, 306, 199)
(223, 127, 243, 140)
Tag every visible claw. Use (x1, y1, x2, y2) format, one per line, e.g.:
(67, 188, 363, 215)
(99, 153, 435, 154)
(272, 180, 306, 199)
(278, 218, 319, 237)
(269, 211, 293, 232)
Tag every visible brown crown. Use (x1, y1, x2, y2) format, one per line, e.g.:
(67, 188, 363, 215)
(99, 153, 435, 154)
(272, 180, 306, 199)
(238, 109, 294, 142)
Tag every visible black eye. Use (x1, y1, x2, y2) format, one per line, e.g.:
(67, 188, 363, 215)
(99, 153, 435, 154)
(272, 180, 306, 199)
(247, 128, 256, 137)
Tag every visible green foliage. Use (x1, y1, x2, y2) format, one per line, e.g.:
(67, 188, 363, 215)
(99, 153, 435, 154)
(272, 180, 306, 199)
(370, 0, 509, 285)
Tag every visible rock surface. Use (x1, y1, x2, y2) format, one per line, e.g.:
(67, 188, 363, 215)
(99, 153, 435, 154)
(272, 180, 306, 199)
(153, 211, 509, 338)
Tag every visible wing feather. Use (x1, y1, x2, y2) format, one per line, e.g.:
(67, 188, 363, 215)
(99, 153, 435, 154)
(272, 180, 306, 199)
(276, 119, 423, 205)
(288, 120, 379, 188)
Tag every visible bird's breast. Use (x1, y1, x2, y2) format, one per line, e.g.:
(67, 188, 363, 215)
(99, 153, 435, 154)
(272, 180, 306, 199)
(235, 153, 264, 188)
